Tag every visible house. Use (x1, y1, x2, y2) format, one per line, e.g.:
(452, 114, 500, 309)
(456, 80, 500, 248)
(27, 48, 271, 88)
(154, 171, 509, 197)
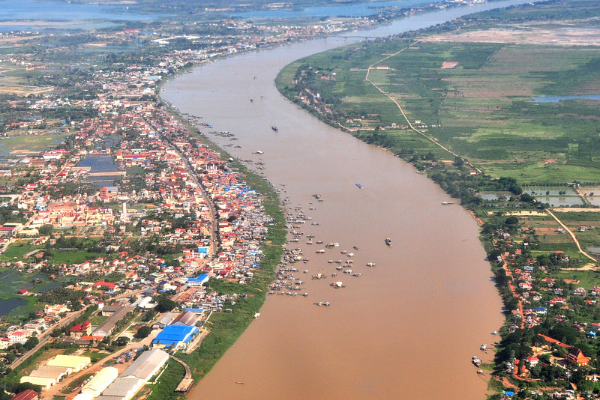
(10, 390, 39, 400)
(100, 186, 119, 201)
(69, 321, 92, 338)
(525, 356, 539, 367)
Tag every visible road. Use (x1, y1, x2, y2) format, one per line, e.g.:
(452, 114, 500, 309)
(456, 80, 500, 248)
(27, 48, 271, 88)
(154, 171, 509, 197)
(10, 288, 147, 369)
(163, 137, 219, 259)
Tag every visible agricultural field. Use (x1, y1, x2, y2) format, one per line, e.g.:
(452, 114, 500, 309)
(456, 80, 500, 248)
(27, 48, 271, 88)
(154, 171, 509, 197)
(277, 2, 600, 184)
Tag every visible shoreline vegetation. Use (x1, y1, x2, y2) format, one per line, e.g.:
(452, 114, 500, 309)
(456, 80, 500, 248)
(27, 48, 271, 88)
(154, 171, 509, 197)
(275, 0, 600, 397)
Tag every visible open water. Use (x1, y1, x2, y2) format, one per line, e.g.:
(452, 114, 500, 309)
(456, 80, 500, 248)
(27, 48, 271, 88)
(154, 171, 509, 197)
(163, 0, 534, 398)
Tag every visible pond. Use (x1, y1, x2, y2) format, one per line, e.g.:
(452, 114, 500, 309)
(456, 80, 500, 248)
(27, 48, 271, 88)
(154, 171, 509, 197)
(534, 196, 584, 207)
(532, 95, 600, 103)
(525, 187, 576, 196)
(0, 297, 27, 317)
(78, 154, 120, 188)
(479, 192, 512, 201)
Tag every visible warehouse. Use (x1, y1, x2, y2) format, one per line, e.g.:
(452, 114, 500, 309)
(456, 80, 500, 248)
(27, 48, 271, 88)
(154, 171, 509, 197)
(152, 325, 198, 349)
(19, 376, 55, 391)
(94, 306, 134, 337)
(30, 365, 70, 381)
(98, 377, 143, 400)
(81, 367, 119, 397)
(72, 393, 94, 400)
(171, 311, 198, 327)
(151, 312, 175, 330)
(185, 274, 209, 286)
(47, 355, 91, 372)
(121, 349, 169, 382)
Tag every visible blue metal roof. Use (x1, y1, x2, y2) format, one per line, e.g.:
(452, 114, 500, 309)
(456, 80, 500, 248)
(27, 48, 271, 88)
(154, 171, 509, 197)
(152, 325, 199, 347)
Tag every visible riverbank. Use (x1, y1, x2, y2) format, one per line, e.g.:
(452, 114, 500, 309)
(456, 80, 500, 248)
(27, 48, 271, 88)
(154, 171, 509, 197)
(272, 0, 600, 397)
(143, 97, 287, 400)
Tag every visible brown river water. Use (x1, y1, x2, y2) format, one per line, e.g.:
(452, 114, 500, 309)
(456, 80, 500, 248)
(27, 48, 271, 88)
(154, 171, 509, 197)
(163, 2, 531, 398)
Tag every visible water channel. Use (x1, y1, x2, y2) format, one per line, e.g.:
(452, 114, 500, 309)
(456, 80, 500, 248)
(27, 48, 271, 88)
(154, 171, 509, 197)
(163, 1, 534, 398)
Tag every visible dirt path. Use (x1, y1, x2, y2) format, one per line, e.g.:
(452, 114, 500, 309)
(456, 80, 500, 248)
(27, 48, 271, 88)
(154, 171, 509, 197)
(364, 41, 482, 174)
(546, 209, 597, 262)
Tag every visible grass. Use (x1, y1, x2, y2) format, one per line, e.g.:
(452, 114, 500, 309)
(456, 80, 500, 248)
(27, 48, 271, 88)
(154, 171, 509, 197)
(62, 373, 94, 394)
(0, 132, 71, 152)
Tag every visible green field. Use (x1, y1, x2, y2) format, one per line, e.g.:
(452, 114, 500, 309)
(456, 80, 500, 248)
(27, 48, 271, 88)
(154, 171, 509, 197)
(277, 16, 600, 184)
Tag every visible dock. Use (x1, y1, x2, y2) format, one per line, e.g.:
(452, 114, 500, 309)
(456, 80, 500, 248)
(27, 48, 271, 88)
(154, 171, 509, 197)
(172, 355, 194, 393)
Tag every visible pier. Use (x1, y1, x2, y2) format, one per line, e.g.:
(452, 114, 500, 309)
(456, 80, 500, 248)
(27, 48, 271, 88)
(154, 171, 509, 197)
(172, 355, 194, 393)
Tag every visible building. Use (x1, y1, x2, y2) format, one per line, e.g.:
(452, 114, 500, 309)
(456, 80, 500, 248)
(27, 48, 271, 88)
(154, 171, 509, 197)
(19, 377, 55, 391)
(100, 186, 119, 201)
(94, 306, 133, 337)
(97, 377, 143, 400)
(10, 390, 39, 400)
(186, 274, 209, 287)
(47, 355, 91, 372)
(152, 325, 198, 349)
(69, 321, 92, 338)
(171, 311, 199, 327)
(121, 349, 169, 382)
(80, 367, 119, 397)
(152, 312, 175, 330)
(565, 347, 591, 367)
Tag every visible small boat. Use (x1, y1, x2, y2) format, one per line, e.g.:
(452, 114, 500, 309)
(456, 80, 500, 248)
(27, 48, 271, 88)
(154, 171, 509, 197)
(236, 382, 244, 384)
(356, 183, 364, 189)
(272, 126, 278, 131)
(254, 313, 260, 318)
(385, 238, 392, 247)
(442, 201, 454, 205)
(255, 150, 264, 154)
(491, 331, 498, 335)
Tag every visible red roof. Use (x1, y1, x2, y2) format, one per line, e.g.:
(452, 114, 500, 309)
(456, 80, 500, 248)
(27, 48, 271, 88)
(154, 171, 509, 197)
(93, 281, 116, 290)
(10, 390, 39, 400)
(69, 321, 91, 333)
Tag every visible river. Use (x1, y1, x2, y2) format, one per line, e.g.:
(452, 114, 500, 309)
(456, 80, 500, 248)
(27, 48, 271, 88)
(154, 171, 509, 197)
(163, 1, 532, 398)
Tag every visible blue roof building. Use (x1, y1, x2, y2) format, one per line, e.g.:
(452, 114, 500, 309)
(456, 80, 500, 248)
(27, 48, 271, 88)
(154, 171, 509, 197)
(186, 274, 209, 286)
(152, 325, 199, 349)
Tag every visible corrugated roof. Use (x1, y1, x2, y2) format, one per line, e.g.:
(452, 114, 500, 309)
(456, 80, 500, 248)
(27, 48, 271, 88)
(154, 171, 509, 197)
(153, 325, 198, 347)
(171, 311, 198, 326)
(10, 389, 38, 400)
(101, 377, 143, 398)
(30, 365, 70, 379)
(82, 367, 119, 396)
(121, 349, 169, 381)
(47, 355, 91, 370)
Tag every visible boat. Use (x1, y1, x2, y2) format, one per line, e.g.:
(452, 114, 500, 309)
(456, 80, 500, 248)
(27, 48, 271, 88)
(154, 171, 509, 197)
(271, 126, 278, 131)
(356, 183, 364, 189)
(385, 238, 392, 246)
(442, 201, 454, 205)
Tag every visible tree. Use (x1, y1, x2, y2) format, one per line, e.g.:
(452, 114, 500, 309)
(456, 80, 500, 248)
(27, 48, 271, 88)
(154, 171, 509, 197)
(24, 336, 39, 351)
(155, 296, 177, 312)
(135, 326, 152, 339)
(114, 337, 129, 347)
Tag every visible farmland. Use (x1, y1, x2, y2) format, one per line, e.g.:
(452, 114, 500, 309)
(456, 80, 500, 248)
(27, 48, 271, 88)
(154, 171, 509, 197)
(277, 0, 600, 184)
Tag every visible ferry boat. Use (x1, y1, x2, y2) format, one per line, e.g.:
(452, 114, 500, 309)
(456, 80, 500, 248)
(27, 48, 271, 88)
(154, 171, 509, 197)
(385, 238, 392, 247)
(271, 126, 278, 131)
